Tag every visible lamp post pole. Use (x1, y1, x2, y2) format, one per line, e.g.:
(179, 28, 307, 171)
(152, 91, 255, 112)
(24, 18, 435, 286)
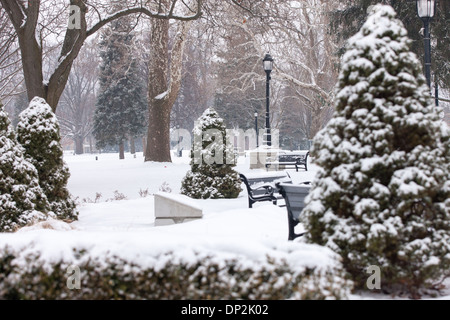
(255, 112, 259, 148)
(435, 78, 439, 107)
(416, 0, 436, 92)
(263, 53, 274, 147)
(265, 71, 271, 147)
(423, 18, 432, 89)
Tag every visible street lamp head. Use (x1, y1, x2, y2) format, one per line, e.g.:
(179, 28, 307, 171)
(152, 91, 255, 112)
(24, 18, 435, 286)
(417, 0, 436, 19)
(263, 53, 274, 72)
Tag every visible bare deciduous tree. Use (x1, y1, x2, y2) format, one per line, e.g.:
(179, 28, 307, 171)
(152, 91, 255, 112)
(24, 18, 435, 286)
(171, 20, 216, 133)
(0, 7, 23, 106)
(57, 41, 98, 155)
(211, 0, 338, 142)
(0, 0, 202, 112)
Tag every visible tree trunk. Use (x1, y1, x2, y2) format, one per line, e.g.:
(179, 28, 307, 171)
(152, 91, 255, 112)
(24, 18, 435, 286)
(89, 136, 93, 154)
(145, 14, 191, 163)
(74, 136, 84, 154)
(146, 99, 172, 162)
(130, 137, 136, 155)
(119, 140, 125, 160)
(3, 0, 46, 103)
(142, 137, 147, 157)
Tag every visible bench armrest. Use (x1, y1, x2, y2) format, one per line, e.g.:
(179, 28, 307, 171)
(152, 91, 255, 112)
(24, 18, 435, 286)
(251, 183, 275, 194)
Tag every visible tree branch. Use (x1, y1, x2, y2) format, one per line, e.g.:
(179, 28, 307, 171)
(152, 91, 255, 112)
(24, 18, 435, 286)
(0, 0, 25, 29)
(274, 70, 331, 104)
(86, 1, 202, 38)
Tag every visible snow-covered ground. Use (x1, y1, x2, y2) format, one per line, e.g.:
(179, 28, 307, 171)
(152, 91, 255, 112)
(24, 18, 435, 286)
(1, 151, 448, 299)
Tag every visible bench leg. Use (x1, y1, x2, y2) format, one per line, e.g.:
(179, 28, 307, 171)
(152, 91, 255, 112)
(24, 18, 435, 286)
(288, 218, 305, 241)
(288, 219, 296, 241)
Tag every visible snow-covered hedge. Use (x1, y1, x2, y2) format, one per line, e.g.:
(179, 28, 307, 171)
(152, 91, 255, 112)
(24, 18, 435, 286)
(0, 239, 352, 300)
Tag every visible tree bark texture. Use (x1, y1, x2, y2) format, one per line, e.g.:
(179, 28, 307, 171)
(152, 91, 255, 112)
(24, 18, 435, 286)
(145, 13, 191, 163)
(119, 140, 125, 160)
(74, 135, 84, 155)
(129, 137, 136, 155)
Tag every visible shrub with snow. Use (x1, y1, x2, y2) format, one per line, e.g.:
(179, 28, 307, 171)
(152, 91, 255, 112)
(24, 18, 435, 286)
(181, 108, 242, 199)
(0, 102, 49, 232)
(0, 243, 353, 300)
(16, 97, 78, 221)
(301, 5, 450, 296)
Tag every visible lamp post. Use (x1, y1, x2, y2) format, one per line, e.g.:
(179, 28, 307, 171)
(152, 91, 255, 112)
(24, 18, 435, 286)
(263, 53, 274, 147)
(254, 112, 259, 148)
(416, 0, 436, 90)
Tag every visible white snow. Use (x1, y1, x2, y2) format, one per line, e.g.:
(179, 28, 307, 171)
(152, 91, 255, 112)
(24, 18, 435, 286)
(0, 150, 448, 300)
(0, 151, 344, 286)
(154, 191, 203, 211)
(154, 91, 168, 100)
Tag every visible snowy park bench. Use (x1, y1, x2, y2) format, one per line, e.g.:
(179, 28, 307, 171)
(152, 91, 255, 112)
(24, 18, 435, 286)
(276, 182, 311, 241)
(265, 151, 309, 172)
(239, 173, 292, 208)
(154, 192, 203, 226)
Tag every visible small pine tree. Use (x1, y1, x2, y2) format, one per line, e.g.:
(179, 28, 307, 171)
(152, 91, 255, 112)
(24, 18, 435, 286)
(181, 108, 242, 199)
(301, 5, 450, 296)
(16, 97, 78, 221)
(0, 102, 49, 232)
(93, 16, 147, 159)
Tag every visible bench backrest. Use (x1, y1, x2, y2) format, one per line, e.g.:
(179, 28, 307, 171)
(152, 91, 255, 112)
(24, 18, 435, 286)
(279, 152, 309, 163)
(240, 174, 291, 196)
(277, 183, 311, 221)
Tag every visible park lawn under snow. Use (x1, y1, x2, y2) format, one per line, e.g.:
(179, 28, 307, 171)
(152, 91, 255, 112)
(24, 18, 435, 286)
(1, 151, 448, 299)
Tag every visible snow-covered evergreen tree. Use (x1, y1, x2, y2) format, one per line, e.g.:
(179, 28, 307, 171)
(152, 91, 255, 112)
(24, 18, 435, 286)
(301, 5, 449, 296)
(93, 16, 147, 159)
(16, 97, 78, 221)
(181, 108, 242, 199)
(0, 102, 50, 232)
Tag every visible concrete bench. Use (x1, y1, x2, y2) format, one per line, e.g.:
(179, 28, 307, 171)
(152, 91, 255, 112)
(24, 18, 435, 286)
(154, 192, 203, 226)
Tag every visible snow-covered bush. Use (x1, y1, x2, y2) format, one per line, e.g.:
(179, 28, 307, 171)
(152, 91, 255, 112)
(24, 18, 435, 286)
(0, 245, 352, 300)
(181, 108, 242, 199)
(0, 103, 49, 232)
(16, 97, 78, 221)
(301, 5, 450, 297)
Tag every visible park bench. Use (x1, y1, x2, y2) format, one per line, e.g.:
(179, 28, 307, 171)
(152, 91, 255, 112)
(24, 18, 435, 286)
(265, 151, 309, 172)
(239, 173, 292, 208)
(276, 182, 311, 241)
